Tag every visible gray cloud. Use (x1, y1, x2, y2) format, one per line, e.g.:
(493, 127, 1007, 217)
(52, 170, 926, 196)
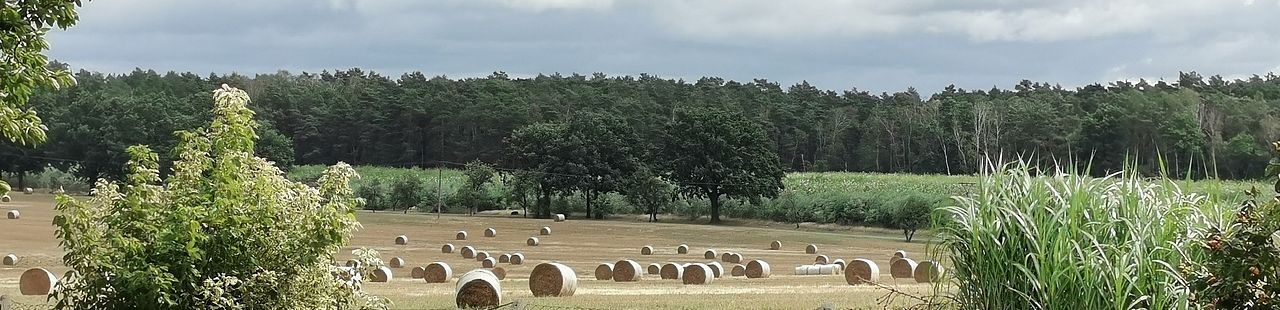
(46, 0, 1280, 92)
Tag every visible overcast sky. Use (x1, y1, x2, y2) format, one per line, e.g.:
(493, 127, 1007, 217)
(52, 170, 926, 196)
(46, 0, 1280, 93)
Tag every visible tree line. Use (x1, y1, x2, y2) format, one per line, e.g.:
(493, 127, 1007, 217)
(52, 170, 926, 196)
(3, 67, 1279, 189)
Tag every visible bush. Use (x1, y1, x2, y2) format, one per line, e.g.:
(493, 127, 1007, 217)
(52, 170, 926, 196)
(885, 193, 935, 242)
(49, 85, 386, 309)
(356, 179, 387, 211)
(386, 177, 424, 211)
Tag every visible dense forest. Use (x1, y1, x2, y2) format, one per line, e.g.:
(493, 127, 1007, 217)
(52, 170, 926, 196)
(2, 65, 1279, 186)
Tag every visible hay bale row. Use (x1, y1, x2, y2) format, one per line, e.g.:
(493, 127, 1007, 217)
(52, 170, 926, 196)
(442, 243, 455, 253)
(455, 269, 502, 308)
(890, 258, 918, 278)
(793, 264, 841, 275)
(613, 260, 642, 282)
(594, 263, 615, 280)
(424, 262, 453, 283)
(676, 244, 689, 254)
(770, 240, 782, 250)
(7, 210, 19, 219)
(554, 214, 566, 222)
(914, 260, 945, 283)
(394, 235, 408, 245)
(843, 259, 879, 285)
(805, 244, 818, 254)
(370, 266, 393, 282)
(746, 260, 771, 278)
(540, 226, 552, 235)
(529, 262, 577, 297)
(3, 254, 17, 265)
(456, 231, 468, 240)
(20, 268, 57, 295)
(461, 246, 477, 259)
(703, 250, 717, 259)
(510, 253, 525, 265)
(647, 263, 661, 275)
(389, 257, 405, 268)
(682, 263, 714, 285)
(484, 228, 497, 237)
(641, 246, 654, 255)
(660, 263, 684, 279)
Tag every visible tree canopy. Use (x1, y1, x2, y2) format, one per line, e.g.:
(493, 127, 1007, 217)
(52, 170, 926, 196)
(660, 108, 785, 224)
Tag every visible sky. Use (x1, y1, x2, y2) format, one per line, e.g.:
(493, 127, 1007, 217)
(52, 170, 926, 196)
(45, 0, 1280, 93)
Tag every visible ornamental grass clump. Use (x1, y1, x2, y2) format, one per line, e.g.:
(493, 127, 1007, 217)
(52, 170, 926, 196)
(50, 85, 387, 310)
(933, 161, 1216, 310)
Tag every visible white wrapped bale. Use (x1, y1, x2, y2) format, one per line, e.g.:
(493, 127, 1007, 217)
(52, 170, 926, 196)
(455, 269, 502, 308)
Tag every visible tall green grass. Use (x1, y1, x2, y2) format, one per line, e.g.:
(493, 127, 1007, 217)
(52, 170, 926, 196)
(932, 162, 1229, 310)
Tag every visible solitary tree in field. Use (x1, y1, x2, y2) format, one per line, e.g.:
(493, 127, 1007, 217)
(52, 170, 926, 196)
(625, 166, 675, 222)
(660, 108, 784, 224)
(1, 0, 84, 145)
(459, 159, 496, 214)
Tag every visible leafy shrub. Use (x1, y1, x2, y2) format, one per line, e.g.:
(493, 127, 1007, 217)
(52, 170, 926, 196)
(49, 85, 386, 309)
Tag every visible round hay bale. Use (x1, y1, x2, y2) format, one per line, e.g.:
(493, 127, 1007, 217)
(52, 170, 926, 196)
(460, 246, 477, 259)
(681, 263, 714, 285)
(370, 266, 393, 282)
(524, 237, 540, 246)
(676, 244, 689, 254)
(456, 231, 468, 240)
(23, 188, 33, 194)
(554, 214, 566, 222)
(540, 226, 552, 235)
(647, 263, 661, 275)
(389, 257, 406, 268)
(529, 262, 577, 297)
(814, 255, 830, 265)
(641, 246, 654, 255)
(344, 259, 360, 268)
(510, 253, 525, 265)
(770, 240, 782, 250)
(498, 254, 511, 263)
(844, 259, 880, 285)
(424, 262, 453, 283)
(481, 257, 497, 268)
(491, 266, 507, 280)
(484, 228, 497, 237)
(3, 254, 17, 265)
(794, 265, 808, 275)
(703, 250, 717, 259)
(890, 258, 918, 279)
(805, 244, 818, 254)
(893, 250, 908, 260)
(613, 259, 642, 282)
(394, 235, 408, 245)
(594, 263, 615, 280)
(720, 252, 732, 262)
(707, 262, 725, 278)
(746, 260, 771, 278)
(475, 251, 490, 261)
(411, 266, 427, 279)
(913, 260, 945, 283)
(7, 210, 18, 219)
(818, 264, 840, 275)
(442, 243, 455, 253)
(729, 253, 743, 264)
(19, 268, 57, 295)
(731, 264, 746, 277)
(831, 259, 846, 270)
(455, 269, 502, 308)
(660, 263, 684, 279)
(1, 195, 9, 202)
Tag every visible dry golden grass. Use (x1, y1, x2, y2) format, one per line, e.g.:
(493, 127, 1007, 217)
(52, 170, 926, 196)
(0, 193, 933, 309)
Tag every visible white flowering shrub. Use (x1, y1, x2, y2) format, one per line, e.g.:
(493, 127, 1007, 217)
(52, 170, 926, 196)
(50, 85, 387, 309)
